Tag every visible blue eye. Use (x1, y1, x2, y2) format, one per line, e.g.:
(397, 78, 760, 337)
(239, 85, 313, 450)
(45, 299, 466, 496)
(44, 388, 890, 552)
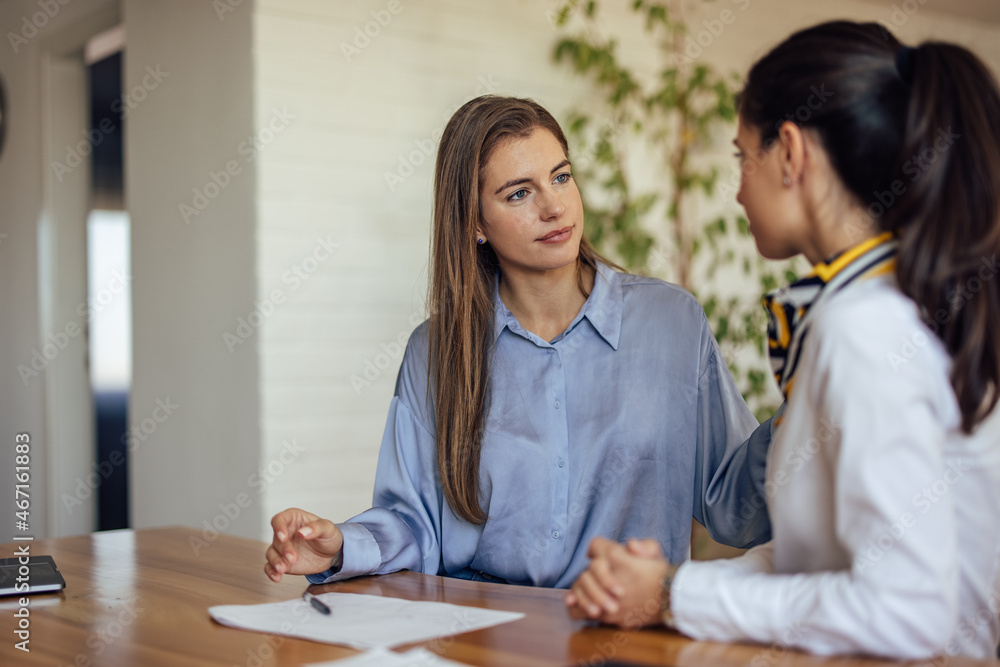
(554, 173, 571, 184)
(508, 189, 528, 201)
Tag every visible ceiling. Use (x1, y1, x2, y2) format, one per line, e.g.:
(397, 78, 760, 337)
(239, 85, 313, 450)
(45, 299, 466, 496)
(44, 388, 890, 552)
(855, 0, 1000, 24)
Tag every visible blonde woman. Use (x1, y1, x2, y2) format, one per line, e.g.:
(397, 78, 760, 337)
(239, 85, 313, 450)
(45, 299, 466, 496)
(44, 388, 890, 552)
(265, 96, 774, 589)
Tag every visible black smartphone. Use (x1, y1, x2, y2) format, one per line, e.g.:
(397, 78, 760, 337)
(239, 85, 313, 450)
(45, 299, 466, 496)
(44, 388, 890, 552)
(0, 555, 66, 596)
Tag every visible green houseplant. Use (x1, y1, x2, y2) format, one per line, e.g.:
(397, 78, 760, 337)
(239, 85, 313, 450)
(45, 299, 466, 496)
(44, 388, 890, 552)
(552, 0, 800, 422)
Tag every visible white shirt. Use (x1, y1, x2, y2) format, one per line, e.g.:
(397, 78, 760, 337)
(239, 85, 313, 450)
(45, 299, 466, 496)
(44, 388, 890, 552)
(671, 275, 1000, 660)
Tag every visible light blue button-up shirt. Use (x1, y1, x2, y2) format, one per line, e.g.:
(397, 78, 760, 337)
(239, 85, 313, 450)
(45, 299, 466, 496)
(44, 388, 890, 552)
(309, 263, 773, 589)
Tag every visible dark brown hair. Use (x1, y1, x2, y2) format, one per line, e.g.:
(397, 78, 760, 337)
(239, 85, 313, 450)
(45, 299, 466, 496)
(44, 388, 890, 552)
(430, 95, 608, 523)
(739, 21, 1000, 432)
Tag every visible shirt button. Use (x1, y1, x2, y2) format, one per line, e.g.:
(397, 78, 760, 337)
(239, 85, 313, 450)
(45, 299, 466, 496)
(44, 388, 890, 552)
(554, 400, 560, 409)
(547, 348, 555, 354)
(558, 458, 564, 468)
(552, 531, 560, 539)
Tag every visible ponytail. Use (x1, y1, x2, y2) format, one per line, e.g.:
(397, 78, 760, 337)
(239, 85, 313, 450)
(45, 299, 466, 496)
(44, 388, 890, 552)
(888, 43, 1000, 432)
(739, 22, 1000, 432)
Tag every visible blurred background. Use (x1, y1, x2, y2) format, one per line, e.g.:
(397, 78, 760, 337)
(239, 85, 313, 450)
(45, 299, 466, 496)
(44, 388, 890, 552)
(1, 0, 998, 557)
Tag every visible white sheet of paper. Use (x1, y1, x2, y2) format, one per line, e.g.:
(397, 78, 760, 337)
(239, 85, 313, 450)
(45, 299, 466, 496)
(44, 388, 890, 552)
(208, 592, 524, 650)
(305, 647, 474, 666)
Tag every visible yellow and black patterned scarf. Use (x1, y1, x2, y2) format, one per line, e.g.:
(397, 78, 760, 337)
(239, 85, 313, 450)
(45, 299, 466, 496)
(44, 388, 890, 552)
(763, 232, 898, 404)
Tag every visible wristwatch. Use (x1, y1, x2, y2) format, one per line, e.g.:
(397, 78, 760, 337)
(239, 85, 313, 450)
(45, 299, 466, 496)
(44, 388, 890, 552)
(660, 562, 681, 629)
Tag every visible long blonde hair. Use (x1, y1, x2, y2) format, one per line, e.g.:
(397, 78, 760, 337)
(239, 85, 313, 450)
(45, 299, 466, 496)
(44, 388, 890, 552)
(430, 95, 610, 524)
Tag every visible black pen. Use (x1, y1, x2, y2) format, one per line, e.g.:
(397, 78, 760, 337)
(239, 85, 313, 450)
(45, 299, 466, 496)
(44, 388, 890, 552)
(302, 591, 331, 615)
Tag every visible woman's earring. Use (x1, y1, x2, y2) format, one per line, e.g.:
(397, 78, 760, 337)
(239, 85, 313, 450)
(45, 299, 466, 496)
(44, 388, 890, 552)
(782, 175, 792, 187)
(477, 238, 485, 245)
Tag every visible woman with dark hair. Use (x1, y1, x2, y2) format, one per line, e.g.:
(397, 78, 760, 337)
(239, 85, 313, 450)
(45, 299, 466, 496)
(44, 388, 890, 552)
(263, 95, 774, 590)
(567, 21, 1000, 660)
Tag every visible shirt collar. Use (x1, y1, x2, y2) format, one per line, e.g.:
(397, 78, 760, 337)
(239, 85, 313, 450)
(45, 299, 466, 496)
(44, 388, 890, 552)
(492, 261, 622, 350)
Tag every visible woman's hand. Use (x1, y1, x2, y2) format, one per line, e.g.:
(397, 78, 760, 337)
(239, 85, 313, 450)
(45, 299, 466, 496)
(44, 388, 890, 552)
(565, 537, 671, 629)
(264, 508, 344, 583)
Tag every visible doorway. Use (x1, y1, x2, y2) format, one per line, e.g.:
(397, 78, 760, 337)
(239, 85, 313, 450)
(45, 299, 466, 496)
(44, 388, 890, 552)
(36, 0, 122, 539)
(86, 37, 131, 531)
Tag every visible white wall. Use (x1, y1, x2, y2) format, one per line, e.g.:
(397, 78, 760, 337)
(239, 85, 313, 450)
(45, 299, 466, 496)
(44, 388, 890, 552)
(123, 0, 262, 541)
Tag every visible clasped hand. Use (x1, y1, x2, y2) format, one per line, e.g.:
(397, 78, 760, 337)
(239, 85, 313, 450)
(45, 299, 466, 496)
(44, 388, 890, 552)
(565, 537, 673, 629)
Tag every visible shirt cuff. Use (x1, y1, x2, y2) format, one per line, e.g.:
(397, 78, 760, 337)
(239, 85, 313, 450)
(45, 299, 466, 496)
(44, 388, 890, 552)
(304, 522, 381, 584)
(669, 550, 773, 642)
(669, 559, 710, 639)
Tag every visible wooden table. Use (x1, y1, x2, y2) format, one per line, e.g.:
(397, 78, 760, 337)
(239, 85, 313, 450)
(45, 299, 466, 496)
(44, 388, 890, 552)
(0, 527, 993, 666)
